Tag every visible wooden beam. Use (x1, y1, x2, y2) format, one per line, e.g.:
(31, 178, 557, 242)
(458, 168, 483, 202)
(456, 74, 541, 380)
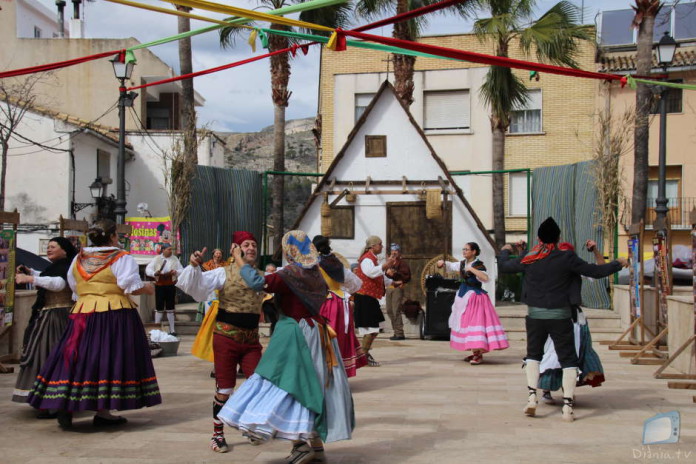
(317, 189, 455, 197)
(401, 176, 407, 193)
(365, 176, 371, 193)
(332, 179, 448, 186)
(667, 382, 696, 389)
(631, 358, 665, 365)
(654, 334, 696, 379)
(328, 177, 336, 191)
(620, 351, 659, 358)
(652, 373, 696, 380)
(437, 176, 448, 192)
(329, 189, 349, 208)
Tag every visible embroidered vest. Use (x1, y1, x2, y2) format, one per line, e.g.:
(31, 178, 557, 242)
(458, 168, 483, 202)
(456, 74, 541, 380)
(72, 265, 137, 313)
(42, 286, 73, 310)
(355, 251, 385, 299)
(218, 265, 263, 314)
(459, 259, 484, 290)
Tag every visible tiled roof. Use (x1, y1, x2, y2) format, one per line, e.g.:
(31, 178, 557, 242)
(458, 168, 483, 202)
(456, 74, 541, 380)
(0, 96, 130, 148)
(598, 48, 696, 72)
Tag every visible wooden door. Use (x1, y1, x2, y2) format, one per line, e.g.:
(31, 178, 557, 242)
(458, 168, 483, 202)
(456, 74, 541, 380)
(386, 201, 452, 303)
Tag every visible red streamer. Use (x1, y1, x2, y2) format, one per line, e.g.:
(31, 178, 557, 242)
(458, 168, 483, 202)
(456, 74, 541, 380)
(127, 43, 320, 91)
(0, 49, 123, 79)
(354, 0, 469, 32)
(340, 29, 623, 82)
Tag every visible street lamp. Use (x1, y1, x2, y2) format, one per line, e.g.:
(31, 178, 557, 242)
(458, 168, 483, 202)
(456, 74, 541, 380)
(653, 32, 678, 233)
(111, 53, 137, 224)
(71, 177, 105, 216)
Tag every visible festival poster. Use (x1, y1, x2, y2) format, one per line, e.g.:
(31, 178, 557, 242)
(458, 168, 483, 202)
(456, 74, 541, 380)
(0, 230, 16, 327)
(653, 236, 670, 326)
(125, 217, 175, 256)
(628, 237, 641, 318)
(692, 226, 695, 334)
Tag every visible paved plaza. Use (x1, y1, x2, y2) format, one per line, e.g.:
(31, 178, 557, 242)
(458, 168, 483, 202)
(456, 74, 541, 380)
(1, 335, 694, 464)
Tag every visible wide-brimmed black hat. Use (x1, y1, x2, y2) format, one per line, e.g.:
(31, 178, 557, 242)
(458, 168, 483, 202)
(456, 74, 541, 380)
(538, 217, 561, 244)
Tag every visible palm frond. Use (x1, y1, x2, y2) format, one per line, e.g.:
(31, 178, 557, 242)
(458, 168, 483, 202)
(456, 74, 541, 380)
(219, 22, 253, 49)
(479, 66, 529, 126)
(300, 1, 355, 36)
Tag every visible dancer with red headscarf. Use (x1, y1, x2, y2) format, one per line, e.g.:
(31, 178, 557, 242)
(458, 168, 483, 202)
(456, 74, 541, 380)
(177, 231, 264, 454)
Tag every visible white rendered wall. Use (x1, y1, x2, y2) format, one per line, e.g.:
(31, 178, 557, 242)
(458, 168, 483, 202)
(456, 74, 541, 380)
(299, 88, 496, 296)
(16, 0, 66, 38)
(333, 68, 493, 229)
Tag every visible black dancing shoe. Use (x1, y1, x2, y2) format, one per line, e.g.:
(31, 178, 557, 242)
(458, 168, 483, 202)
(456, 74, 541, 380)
(93, 415, 128, 426)
(57, 411, 73, 429)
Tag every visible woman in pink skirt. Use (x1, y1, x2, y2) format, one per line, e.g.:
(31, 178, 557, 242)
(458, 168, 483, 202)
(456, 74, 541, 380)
(313, 235, 367, 377)
(437, 242, 508, 364)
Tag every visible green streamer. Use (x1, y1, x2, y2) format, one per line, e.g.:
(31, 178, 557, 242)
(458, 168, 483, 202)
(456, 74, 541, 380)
(627, 74, 696, 91)
(126, 0, 347, 51)
(264, 28, 459, 61)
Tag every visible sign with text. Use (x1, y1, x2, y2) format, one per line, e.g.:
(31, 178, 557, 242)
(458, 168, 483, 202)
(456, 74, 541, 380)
(125, 217, 174, 256)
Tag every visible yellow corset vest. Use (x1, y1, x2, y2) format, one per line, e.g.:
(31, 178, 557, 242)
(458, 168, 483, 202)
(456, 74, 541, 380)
(73, 265, 136, 313)
(319, 267, 344, 298)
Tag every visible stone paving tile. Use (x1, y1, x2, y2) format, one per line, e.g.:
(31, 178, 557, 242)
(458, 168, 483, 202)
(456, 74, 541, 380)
(1, 335, 695, 463)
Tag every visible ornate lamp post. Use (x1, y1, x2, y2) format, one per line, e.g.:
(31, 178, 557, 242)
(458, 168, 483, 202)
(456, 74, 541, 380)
(110, 54, 136, 224)
(71, 178, 104, 217)
(653, 32, 678, 233)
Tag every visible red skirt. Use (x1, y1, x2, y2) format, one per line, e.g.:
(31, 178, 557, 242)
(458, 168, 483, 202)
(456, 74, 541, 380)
(320, 292, 367, 377)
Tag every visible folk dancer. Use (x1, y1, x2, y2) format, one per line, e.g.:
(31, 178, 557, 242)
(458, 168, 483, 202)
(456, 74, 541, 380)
(384, 243, 411, 341)
(313, 234, 367, 377)
(176, 231, 264, 453)
(437, 242, 509, 365)
(498, 217, 627, 422)
(218, 230, 354, 464)
(145, 243, 183, 336)
(28, 219, 160, 428)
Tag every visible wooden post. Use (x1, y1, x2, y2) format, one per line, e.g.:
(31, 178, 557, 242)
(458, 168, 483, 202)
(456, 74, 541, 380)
(0, 210, 20, 373)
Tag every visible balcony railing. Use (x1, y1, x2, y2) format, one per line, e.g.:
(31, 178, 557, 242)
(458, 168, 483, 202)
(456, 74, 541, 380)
(644, 197, 695, 229)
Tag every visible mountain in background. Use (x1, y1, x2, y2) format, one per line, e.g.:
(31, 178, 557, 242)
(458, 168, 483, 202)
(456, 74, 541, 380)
(218, 117, 318, 229)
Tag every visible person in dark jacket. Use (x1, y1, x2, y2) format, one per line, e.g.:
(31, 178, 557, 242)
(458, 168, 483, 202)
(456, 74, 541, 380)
(497, 217, 627, 422)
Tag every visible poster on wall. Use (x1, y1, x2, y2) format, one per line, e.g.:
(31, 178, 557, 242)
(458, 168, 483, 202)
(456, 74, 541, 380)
(628, 237, 641, 318)
(692, 225, 695, 334)
(125, 217, 176, 256)
(653, 235, 671, 325)
(0, 230, 16, 327)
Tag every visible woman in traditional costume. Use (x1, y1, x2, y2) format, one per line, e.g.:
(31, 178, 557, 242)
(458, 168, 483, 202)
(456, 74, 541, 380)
(28, 219, 160, 428)
(12, 237, 77, 412)
(218, 230, 353, 464)
(437, 242, 509, 365)
(313, 235, 366, 377)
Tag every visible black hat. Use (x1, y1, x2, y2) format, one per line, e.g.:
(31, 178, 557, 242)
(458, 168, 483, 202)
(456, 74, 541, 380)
(538, 217, 561, 244)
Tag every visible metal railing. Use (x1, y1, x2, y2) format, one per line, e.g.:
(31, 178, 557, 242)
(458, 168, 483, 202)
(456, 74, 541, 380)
(644, 197, 696, 228)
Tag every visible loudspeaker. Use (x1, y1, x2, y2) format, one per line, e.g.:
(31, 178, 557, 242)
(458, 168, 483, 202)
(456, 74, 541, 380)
(422, 276, 459, 339)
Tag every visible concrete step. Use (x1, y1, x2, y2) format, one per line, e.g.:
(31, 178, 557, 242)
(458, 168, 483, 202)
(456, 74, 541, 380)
(495, 307, 623, 331)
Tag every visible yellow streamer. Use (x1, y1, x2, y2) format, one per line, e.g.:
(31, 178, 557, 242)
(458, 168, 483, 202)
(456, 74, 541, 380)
(163, 0, 335, 32)
(248, 29, 258, 52)
(326, 30, 338, 51)
(105, 0, 243, 27)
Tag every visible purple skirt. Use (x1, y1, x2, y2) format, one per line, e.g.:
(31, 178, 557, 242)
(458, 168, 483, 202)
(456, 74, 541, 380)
(28, 308, 162, 412)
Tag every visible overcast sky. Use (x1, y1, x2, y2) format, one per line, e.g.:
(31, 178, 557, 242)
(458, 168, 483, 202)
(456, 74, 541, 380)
(38, 0, 636, 132)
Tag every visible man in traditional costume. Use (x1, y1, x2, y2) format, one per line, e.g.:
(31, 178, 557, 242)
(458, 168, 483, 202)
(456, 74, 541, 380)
(497, 217, 626, 422)
(176, 231, 264, 453)
(384, 243, 411, 341)
(353, 236, 395, 367)
(145, 243, 183, 335)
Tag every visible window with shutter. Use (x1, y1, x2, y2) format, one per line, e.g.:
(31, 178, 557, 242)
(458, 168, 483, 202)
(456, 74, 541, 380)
(365, 135, 387, 158)
(508, 172, 529, 217)
(423, 90, 470, 131)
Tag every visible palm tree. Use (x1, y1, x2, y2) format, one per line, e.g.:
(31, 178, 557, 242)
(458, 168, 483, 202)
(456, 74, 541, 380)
(630, 0, 662, 225)
(356, 0, 475, 106)
(472, 0, 590, 247)
(175, 5, 198, 163)
(220, 1, 352, 255)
